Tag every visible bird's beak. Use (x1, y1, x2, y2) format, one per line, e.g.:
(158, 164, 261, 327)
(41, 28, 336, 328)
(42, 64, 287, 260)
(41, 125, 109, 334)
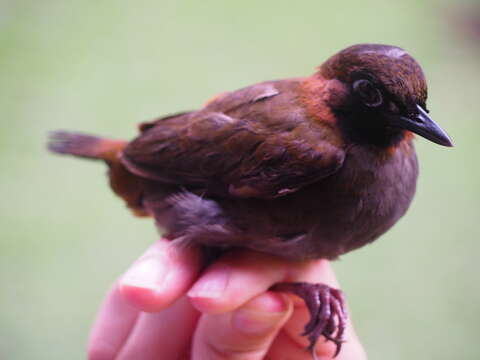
(390, 105, 453, 147)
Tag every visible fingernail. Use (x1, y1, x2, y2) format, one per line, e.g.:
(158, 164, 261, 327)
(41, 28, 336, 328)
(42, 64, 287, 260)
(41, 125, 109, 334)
(120, 256, 168, 292)
(187, 266, 230, 299)
(232, 293, 289, 335)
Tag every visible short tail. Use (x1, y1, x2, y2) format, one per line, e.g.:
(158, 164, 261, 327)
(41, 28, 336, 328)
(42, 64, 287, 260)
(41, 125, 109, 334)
(48, 130, 148, 216)
(48, 131, 127, 162)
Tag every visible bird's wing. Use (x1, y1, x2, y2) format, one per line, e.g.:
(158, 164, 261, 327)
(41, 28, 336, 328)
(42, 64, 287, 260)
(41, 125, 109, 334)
(121, 80, 345, 198)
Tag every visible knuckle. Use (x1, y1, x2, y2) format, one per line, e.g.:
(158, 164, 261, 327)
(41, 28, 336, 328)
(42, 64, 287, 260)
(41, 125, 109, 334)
(205, 338, 267, 360)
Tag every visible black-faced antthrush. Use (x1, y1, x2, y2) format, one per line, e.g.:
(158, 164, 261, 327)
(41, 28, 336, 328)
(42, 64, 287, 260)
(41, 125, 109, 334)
(48, 44, 453, 358)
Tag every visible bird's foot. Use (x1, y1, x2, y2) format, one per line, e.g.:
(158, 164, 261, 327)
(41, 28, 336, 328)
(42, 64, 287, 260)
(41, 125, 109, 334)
(271, 282, 347, 358)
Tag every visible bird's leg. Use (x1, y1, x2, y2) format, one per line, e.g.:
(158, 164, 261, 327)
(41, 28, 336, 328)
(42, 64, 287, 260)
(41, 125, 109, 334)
(271, 282, 347, 358)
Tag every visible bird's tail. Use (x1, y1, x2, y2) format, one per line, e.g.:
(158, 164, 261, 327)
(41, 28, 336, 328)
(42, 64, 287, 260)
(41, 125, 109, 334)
(48, 130, 149, 217)
(48, 131, 127, 162)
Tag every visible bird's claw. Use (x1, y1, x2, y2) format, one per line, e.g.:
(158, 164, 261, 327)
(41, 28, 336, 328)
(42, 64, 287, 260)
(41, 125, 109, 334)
(272, 282, 348, 358)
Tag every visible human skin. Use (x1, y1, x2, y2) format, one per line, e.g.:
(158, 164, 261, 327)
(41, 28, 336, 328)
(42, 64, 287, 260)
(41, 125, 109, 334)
(87, 238, 367, 359)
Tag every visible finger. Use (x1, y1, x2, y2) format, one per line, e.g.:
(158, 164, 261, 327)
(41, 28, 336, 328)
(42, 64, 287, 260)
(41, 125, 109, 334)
(192, 291, 293, 360)
(188, 252, 366, 359)
(87, 283, 139, 360)
(187, 250, 334, 314)
(116, 297, 199, 360)
(266, 327, 366, 360)
(119, 238, 202, 312)
(270, 260, 367, 359)
(187, 250, 297, 314)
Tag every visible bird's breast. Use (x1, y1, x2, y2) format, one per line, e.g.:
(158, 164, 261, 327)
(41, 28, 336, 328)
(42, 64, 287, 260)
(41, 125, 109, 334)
(253, 140, 419, 260)
(311, 141, 419, 257)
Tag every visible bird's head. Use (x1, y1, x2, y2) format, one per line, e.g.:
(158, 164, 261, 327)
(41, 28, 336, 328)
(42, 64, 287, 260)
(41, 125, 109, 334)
(316, 44, 452, 148)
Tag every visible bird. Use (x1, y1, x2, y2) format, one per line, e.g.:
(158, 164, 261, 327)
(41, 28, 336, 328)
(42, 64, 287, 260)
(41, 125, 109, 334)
(48, 43, 452, 358)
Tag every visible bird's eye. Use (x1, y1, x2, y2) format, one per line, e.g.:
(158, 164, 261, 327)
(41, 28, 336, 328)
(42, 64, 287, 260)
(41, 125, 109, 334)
(353, 79, 383, 107)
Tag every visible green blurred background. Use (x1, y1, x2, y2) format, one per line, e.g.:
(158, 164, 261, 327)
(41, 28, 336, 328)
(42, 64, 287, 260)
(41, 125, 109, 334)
(1, 0, 479, 359)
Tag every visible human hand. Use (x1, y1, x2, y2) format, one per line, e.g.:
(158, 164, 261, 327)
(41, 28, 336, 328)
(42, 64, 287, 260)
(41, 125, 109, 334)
(88, 238, 367, 359)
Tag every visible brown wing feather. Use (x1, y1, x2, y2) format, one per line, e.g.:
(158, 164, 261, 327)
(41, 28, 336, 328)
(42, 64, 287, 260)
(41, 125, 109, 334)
(137, 111, 193, 132)
(121, 79, 345, 198)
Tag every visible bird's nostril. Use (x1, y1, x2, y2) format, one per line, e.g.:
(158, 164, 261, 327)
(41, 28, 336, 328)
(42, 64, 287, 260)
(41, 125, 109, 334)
(411, 114, 423, 123)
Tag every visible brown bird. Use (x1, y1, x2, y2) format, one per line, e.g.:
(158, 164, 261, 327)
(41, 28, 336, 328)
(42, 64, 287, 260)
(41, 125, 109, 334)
(48, 44, 452, 358)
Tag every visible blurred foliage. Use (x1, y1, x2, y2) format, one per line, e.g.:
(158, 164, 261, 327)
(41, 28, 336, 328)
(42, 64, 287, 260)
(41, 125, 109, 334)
(0, 0, 479, 359)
